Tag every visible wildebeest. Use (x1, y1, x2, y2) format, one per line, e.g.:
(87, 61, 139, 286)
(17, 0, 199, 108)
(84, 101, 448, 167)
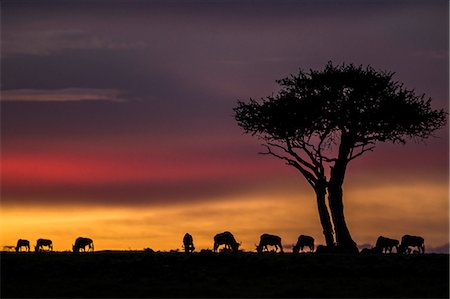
(35, 238, 53, 252)
(15, 239, 30, 252)
(398, 235, 425, 254)
(183, 233, 195, 253)
(256, 233, 283, 253)
(73, 237, 94, 252)
(213, 231, 240, 253)
(374, 236, 399, 253)
(292, 235, 315, 253)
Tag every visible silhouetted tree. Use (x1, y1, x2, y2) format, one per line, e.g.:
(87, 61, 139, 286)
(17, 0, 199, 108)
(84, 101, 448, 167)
(234, 62, 447, 253)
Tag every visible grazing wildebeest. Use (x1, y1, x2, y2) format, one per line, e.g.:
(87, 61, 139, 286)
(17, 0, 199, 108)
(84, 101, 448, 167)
(398, 235, 425, 254)
(35, 238, 53, 252)
(213, 231, 240, 253)
(15, 239, 30, 252)
(183, 233, 195, 253)
(374, 236, 399, 253)
(73, 237, 94, 252)
(256, 233, 283, 253)
(292, 235, 315, 253)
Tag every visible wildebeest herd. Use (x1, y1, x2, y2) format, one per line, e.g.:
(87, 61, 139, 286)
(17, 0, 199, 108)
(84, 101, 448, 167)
(360, 235, 426, 254)
(8, 232, 426, 255)
(12, 237, 93, 253)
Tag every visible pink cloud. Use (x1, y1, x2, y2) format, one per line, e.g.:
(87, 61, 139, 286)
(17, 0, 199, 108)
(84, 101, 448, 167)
(1, 88, 126, 102)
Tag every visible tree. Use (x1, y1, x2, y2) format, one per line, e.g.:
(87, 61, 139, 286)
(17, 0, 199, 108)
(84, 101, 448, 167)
(234, 62, 447, 253)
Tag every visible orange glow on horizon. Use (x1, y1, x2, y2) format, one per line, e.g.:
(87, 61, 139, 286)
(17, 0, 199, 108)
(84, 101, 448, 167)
(0, 192, 318, 252)
(1, 181, 448, 252)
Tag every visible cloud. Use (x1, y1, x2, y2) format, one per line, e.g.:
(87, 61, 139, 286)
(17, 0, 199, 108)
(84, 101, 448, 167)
(0, 88, 127, 102)
(412, 50, 449, 61)
(357, 243, 373, 250)
(2, 29, 147, 56)
(0, 149, 296, 206)
(427, 243, 449, 253)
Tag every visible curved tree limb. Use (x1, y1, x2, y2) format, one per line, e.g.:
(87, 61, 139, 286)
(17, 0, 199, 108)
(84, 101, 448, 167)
(259, 144, 318, 188)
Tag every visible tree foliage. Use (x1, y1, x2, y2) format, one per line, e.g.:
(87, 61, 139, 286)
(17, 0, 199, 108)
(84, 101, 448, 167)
(235, 62, 446, 177)
(234, 62, 447, 252)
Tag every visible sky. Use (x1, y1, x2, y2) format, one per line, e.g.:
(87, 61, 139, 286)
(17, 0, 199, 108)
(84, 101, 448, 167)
(1, 0, 448, 252)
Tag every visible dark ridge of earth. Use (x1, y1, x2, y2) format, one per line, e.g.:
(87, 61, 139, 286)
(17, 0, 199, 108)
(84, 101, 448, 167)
(1, 251, 448, 298)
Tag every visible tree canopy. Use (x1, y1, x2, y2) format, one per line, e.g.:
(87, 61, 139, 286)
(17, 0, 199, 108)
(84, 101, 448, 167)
(234, 62, 447, 253)
(236, 63, 445, 152)
(235, 63, 446, 182)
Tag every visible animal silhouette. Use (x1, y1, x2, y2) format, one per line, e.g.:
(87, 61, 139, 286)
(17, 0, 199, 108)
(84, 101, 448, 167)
(374, 236, 399, 253)
(15, 239, 30, 252)
(292, 235, 315, 253)
(213, 231, 240, 253)
(256, 233, 283, 253)
(73, 237, 94, 252)
(35, 238, 53, 252)
(398, 235, 425, 254)
(182, 233, 195, 253)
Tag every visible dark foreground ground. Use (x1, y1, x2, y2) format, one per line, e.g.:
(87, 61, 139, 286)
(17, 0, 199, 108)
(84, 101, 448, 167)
(1, 251, 448, 298)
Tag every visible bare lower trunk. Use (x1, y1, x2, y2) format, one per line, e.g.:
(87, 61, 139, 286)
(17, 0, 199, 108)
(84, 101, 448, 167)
(327, 137, 358, 254)
(327, 179, 358, 254)
(315, 179, 335, 247)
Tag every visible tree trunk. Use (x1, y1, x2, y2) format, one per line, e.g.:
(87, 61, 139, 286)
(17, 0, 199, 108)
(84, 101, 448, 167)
(327, 179, 358, 254)
(327, 137, 359, 254)
(315, 179, 335, 247)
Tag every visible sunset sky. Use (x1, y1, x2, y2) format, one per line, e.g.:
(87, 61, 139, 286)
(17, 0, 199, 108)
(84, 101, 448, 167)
(1, 0, 448, 252)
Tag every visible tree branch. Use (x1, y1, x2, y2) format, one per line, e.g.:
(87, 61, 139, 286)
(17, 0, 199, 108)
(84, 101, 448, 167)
(348, 145, 375, 161)
(267, 141, 317, 172)
(259, 144, 318, 188)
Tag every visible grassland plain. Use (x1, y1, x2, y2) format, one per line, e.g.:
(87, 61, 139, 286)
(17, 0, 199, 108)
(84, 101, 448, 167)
(1, 251, 448, 298)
